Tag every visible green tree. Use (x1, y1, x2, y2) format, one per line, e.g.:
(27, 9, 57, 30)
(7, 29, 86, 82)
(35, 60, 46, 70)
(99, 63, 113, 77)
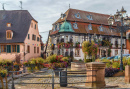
(82, 41, 98, 62)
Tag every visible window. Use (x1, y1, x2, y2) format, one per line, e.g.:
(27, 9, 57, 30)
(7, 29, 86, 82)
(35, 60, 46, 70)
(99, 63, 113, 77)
(62, 49, 64, 56)
(37, 47, 39, 53)
(7, 32, 11, 38)
(28, 34, 30, 39)
(75, 12, 81, 19)
(17, 45, 20, 53)
(32, 34, 36, 40)
(115, 50, 118, 55)
(1, 45, 6, 52)
(27, 45, 30, 53)
(55, 25, 57, 31)
(34, 47, 36, 53)
(88, 24, 92, 30)
(75, 36, 78, 42)
(31, 23, 33, 28)
(35, 24, 36, 29)
(6, 30, 13, 39)
(75, 49, 80, 57)
(7, 45, 11, 53)
(12, 45, 17, 52)
(99, 25, 103, 31)
(37, 37, 39, 41)
(61, 14, 66, 19)
(57, 23, 61, 30)
(73, 23, 78, 29)
(66, 36, 68, 42)
(7, 23, 11, 27)
(87, 15, 93, 20)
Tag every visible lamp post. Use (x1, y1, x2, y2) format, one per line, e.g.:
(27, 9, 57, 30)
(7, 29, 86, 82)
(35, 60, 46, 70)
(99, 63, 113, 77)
(108, 6, 130, 71)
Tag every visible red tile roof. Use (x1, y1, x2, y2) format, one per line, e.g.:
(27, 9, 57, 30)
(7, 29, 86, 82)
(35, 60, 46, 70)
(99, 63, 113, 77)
(51, 8, 126, 37)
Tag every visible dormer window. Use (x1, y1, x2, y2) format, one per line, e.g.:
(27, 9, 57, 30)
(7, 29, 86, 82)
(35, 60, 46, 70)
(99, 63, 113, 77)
(57, 23, 61, 30)
(75, 12, 81, 19)
(61, 13, 66, 19)
(87, 15, 93, 20)
(88, 24, 92, 30)
(7, 23, 11, 27)
(6, 30, 13, 39)
(73, 23, 78, 29)
(99, 25, 103, 31)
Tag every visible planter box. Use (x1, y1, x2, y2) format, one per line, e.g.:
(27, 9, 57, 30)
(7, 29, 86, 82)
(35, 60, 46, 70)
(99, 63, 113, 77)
(112, 71, 125, 77)
(71, 62, 86, 71)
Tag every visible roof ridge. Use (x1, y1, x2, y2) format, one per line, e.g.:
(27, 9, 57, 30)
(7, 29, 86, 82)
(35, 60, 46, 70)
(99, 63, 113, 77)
(69, 8, 110, 16)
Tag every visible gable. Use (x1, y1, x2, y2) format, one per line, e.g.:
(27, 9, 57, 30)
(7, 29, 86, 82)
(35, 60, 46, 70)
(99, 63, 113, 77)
(0, 10, 36, 43)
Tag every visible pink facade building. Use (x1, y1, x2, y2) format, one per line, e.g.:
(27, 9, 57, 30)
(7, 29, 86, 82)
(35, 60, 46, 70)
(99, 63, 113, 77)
(0, 10, 41, 61)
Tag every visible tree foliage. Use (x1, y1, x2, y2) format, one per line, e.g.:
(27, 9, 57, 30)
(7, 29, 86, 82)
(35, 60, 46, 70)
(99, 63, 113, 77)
(82, 41, 98, 62)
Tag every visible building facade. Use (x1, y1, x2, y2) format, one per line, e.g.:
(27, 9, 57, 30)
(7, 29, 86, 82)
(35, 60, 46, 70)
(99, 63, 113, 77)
(126, 30, 130, 53)
(0, 10, 41, 61)
(49, 8, 129, 60)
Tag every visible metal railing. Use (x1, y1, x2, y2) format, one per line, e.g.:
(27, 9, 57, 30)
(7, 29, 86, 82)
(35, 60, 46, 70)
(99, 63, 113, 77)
(6, 68, 97, 89)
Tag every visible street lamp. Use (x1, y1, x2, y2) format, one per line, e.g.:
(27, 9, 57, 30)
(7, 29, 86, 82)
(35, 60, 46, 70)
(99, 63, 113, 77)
(108, 6, 130, 71)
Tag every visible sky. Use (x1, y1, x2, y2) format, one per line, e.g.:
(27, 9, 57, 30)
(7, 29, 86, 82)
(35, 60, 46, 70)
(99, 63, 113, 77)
(0, 0, 130, 43)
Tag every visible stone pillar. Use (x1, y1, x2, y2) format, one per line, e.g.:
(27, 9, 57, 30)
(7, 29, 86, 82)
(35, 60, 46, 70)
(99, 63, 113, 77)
(125, 65, 130, 83)
(85, 62, 106, 88)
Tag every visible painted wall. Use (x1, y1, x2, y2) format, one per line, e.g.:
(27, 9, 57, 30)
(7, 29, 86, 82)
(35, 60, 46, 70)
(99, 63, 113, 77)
(24, 20, 41, 61)
(0, 20, 41, 61)
(0, 43, 24, 61)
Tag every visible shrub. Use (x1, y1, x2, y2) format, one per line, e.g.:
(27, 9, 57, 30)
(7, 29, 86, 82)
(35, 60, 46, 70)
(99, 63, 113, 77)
(112, 62, 120, 69)
(79, 59, 83, 62)
(35, 57, 44, 64)
(61, 57, 69, 63)
(0, 67, 8, 78)
(46, 55, 57, 63)
(105, 68, 119, 77)
(95, 59, 101, 62)
(84, 59, 92, 63)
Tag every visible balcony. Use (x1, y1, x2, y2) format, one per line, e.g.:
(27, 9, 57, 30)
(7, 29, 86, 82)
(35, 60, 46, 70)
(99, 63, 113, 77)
(98, 40, 112, 48)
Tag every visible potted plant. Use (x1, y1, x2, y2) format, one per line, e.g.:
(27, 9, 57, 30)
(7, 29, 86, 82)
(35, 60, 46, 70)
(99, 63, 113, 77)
(13, 62, 20, 71)
(23, 61, 29, 67)
(75, 42, 80, 48)
(0, 67, 7, 78)
(29, 60, 35, 67)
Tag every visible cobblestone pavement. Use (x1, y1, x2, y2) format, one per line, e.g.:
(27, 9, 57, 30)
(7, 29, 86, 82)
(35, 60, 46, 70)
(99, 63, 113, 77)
(7, 70, 130, 89)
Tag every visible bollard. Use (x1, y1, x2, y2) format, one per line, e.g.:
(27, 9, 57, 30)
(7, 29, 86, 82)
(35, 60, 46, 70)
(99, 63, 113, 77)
(60, 71, 67, 87)
(85, 62, 106, 88)
(52, 70, 54, 89)
(125, 65, 130, 83)
(12, 72, 15, 89)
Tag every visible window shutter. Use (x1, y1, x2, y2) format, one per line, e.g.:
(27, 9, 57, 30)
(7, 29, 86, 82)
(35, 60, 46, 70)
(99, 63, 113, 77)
(17, 45, 20, 53)
(28, 34, 30, 39)
(7, 45, 11, 53)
